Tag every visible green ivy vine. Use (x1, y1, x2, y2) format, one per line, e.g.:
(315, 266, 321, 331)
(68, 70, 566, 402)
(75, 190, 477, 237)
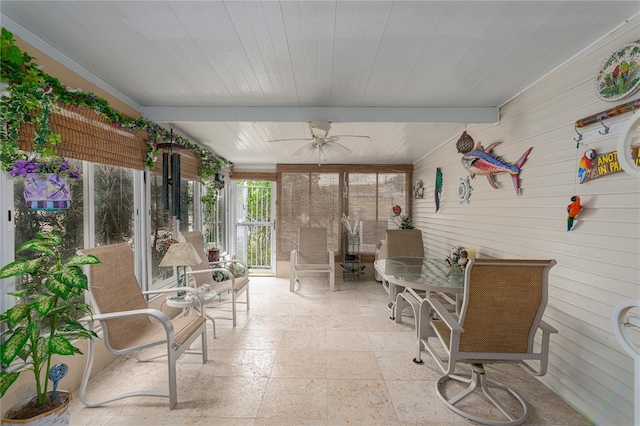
(0, 28, 229, 181)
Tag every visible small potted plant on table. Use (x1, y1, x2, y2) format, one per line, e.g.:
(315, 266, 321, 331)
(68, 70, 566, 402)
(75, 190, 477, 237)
(0, 232, 100, 424)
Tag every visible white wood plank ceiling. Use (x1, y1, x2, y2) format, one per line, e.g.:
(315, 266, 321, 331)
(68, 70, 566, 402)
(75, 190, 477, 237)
(2, 1, 638, 167)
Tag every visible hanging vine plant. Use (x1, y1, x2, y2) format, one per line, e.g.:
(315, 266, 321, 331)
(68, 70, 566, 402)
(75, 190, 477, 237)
(0, 28, 229, 181)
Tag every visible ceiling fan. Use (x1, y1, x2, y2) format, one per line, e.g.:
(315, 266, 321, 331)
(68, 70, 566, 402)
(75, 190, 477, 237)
(268, 121, 371, 164)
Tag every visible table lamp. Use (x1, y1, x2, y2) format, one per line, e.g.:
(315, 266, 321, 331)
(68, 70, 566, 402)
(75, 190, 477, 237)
(159, 242, 202, 297)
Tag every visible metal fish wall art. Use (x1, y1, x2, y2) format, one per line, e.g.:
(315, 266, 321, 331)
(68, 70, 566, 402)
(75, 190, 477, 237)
(461, 141, 533, 195)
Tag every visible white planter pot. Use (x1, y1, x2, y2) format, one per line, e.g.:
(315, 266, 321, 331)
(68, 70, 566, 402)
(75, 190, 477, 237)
(1, 392, 70, 426)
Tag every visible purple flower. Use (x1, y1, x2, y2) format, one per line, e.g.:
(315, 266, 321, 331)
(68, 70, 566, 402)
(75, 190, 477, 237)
(9, 156, 81, 179)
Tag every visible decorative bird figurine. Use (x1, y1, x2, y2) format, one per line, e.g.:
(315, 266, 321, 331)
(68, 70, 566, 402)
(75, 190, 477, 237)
(48, 363, 68, 401)
(578, 149, 596, 183)
(567, 196, 582, 231)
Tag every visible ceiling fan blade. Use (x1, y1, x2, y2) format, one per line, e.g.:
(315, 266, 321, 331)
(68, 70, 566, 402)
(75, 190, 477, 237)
(330, 135, 371, 140)
(267, 137, 314, 143)
(329, 142, 352, 156)
(292, 143, 317, 156)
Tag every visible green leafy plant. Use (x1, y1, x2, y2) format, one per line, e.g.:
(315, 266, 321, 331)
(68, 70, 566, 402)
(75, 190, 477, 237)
(0, 232, 100, 409)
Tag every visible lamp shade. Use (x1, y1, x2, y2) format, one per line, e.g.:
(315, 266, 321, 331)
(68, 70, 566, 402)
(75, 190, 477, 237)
(159, 242, 202, 267)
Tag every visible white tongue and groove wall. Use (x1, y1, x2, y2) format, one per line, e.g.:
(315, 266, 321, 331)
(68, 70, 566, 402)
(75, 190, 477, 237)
(411, 17, 640, 426)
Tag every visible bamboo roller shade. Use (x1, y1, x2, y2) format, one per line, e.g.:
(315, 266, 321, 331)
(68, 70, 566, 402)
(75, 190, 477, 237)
(18, 103, 201, 179)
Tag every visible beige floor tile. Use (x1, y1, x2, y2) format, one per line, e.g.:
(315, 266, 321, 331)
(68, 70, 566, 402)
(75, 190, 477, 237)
(326, 379, 399, 425)
(68, 277, 590, 426)
(279, 329, 327, 351)
(325, 314, 367, 330)
(368, 330, 417, 352)
(232, 329, 284, 350)
(376, 351, 442, 381)
(256, 378, 327, 422)
(386, 380, 463, 424)
(326, 351, 383, 380)
(205, 349, 277, 377)
(326, 330, 373, 351)
(284, 314, 327, 330)
(271, 350, 328, 379)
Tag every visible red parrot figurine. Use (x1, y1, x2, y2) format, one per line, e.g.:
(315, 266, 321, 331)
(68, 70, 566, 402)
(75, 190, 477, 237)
(578, 149, 596, 183)
(567, 196, 582, 231)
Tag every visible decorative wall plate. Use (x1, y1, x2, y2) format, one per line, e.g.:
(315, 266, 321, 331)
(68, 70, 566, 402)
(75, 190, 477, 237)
(595, 43, 640, 102)
(457, 177, 471, 204)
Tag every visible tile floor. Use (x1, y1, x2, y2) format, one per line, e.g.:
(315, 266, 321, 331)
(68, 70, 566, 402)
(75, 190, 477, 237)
(70, 277, 591, 425)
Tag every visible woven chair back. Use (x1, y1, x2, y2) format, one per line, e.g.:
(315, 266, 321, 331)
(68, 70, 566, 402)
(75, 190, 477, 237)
(82, 243, 152, 351)
(458, 259, 555, 354)
(385, 229, 424, 257)
(297, 227, 328, 264)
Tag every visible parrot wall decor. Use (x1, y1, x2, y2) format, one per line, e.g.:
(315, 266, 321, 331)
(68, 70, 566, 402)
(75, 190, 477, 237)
(578, 149, 596, 183)
(567, 196, 583, 231)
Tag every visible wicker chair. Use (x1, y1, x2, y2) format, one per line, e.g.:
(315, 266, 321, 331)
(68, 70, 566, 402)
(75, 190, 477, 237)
(290, 227, 335, 292)
(79, 243, 208, 410)
(417, 258, 557, 426)
(180, 231, 250, 327)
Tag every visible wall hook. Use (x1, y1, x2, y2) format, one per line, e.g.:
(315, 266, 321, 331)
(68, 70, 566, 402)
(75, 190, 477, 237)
(598, 119, 610, 135)
(573, 125, 583, 145)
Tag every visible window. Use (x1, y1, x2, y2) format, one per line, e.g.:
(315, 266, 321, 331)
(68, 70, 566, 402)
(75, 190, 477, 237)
(203, 183, 224, 252)
(278, 170, 341, 261)
(149, 171, 177, 286)
(94, 163, 135, 246)
(348, 172, 408, 254)
(13, 158, 85, 280)
(277, 165, 411, 262)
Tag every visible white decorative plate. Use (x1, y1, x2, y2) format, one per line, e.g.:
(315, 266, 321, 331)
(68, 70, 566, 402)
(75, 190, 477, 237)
(595, 43, 640, 102)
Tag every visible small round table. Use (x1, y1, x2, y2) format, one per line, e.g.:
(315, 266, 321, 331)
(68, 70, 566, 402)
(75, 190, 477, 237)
(166, 289, 218, 339)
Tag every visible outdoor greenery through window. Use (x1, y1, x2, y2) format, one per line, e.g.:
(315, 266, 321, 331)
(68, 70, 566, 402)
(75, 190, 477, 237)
(236, 181, 272, 270)
(13, 159, 84, 286)
(94, 163, 134, 246)
(203, 182, 224, 253)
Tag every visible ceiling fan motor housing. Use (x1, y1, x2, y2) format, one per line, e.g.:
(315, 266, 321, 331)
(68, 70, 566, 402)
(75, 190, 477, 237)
(309, 120, 332, 137)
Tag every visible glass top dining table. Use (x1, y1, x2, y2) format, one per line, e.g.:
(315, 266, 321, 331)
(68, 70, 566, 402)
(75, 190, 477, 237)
(374, 257, 466, 295)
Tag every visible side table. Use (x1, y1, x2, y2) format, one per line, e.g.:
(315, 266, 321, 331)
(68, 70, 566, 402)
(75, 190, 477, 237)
(166, 289, 218, 339)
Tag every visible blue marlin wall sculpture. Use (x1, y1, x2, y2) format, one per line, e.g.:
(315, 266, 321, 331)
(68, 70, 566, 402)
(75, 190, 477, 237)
(461, 141, 532, 196)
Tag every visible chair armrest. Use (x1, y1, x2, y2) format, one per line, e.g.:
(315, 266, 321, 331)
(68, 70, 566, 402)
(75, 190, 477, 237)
(290, 249, 298, 264)
(208, 259, 249, 276)
(519, 319, 558, 376)
(88, 308, 172, 324)
(143, 287, 206, 313)
(185, 268, 236, 283)
(425, 297, 464, 333)
(538, 319, 558, 334)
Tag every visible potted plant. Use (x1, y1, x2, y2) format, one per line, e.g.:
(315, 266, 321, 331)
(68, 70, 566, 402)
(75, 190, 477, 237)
(0, 232, 100, 423)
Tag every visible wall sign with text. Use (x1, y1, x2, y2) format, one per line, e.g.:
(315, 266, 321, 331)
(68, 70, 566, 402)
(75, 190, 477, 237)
(579, 147, 640, 184)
